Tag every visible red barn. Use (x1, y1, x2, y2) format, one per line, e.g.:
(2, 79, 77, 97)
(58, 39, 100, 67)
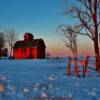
(13, 33, 46, 59)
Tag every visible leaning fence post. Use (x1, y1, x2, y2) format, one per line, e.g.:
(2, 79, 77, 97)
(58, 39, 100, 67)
(83, 56, 89, 77)
(74, 60, 79, 77)
(67, 57, 71, 75)
(85, 56, 89, 73)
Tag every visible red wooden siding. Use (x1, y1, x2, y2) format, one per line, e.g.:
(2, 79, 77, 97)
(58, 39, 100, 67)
(37, 47, 45, 59)
(13, 48, 37, 59)
(13, 48, 22, 59)
(30, 48, 37, 59)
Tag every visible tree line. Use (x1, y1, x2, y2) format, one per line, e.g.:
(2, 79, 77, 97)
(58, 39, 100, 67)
(0, 27, 17, 57)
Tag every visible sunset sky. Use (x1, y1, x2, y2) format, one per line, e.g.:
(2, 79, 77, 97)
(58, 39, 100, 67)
(0, 0, 94, 57)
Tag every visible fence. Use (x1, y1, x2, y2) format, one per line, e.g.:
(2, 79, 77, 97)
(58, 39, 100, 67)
(66, 56, 100, 77)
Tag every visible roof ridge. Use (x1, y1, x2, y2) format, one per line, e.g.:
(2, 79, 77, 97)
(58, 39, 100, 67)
(13, 38, 45, 48)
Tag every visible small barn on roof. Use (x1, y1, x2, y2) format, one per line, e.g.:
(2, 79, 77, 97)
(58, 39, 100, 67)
(13, 33, 46, 59)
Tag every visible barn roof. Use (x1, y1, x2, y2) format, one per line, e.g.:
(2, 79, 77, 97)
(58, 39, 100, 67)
(13, 39, 46, 48)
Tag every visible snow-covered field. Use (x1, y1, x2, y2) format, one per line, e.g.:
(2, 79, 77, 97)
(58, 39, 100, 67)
(0, 58, 100, 100)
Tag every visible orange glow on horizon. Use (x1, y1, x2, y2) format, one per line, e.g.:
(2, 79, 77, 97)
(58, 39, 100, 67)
(48, 44, 94, 57)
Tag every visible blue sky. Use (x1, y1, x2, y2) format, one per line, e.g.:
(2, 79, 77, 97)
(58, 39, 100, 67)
(0, 0, 93, 57)
(0, 0, 67, 31)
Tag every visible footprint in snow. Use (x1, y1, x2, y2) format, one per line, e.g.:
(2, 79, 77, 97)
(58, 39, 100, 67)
(88, 91, 96, 96)
(66, 92, 73, 100)
(48, 76, 58, 81)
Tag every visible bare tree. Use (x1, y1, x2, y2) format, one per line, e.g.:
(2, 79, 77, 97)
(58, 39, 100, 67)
(6, 29, 17, 57)
(59, 25, 79, 76)
(59, 25, 78, 59)
(63, 0, 100, 71)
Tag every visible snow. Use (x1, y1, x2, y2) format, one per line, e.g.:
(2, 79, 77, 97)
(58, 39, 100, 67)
(0, 58, 100, 100)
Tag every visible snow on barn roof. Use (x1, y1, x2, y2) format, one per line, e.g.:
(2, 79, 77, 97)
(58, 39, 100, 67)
(13, 39, 46, 48)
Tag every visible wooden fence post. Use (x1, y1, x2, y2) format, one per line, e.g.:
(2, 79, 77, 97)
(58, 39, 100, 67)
(83, 56, 89, 77)
(74, 60, 79, 77)
(67, 57, 71, 75)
